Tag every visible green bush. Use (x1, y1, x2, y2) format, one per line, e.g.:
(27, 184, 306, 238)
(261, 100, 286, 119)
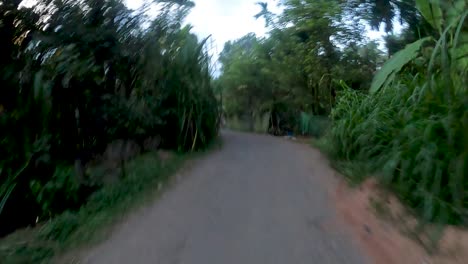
(253, 112, 271, 133)
(300, 112, 330, 138)
(0, 0, 219, 236)
(0, 152, 187, 263)
(325, 74, 467, 223)
(29, 166, 82, 219)
(226, 112, 271, 134)
(323, 2, 468, 224)
(226, 115, 250, 132)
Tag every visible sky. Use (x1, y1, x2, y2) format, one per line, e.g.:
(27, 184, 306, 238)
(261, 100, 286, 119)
(21, 0, 389, 53)
(124, 0, 286, 73)
(183, 0, 283, 54)
(125, 0, 282, 60)
(21, 0, 390, 72)
(125, 0, 388, 61)
(21, 0, 389, 61)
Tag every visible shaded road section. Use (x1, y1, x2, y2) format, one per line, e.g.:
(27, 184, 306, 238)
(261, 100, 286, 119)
(82, 131, 367, 264)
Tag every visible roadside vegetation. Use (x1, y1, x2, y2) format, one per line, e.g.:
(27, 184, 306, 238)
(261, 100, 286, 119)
(323, 0, 467, 225)
(0, 153, 187, 263)
(217, 0, 467, 227)
(1, 0, 467, 261)
(1, 0, 219, 262)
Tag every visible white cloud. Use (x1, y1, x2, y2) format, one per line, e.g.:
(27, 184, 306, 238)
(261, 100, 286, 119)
(185, 0, 282, 72)
(125, 1, 398, 69)
(125, 0, 145, 10)
(19, 0, 37, 8)
(365, 20, 404, 51)
(186, 0, 279, 50)
(125, 0, 279, 61)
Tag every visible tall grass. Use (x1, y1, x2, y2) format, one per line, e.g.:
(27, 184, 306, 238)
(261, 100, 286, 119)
(0, 1, 219, 237)
(322, 3, 468, 224)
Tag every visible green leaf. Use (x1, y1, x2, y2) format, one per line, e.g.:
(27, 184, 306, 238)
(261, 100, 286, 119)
(416, 0, 443, 32)
(452, 11, 468, 74)
(0, 183, 16, 215)
(370, 38, 431, 94)
(446, 0, 466, 26)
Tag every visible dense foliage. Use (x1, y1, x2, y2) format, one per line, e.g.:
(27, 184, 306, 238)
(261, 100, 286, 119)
(324, 0, 467, 224)
(217, 0, 467, 224)
(0, 0, 218, 236)
(217, 0, 384, 134)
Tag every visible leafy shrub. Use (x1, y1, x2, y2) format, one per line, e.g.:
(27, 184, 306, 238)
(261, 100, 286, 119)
(226, 112, 271, 134)
(253, 112, 271, 133)
(326, 74, 467, 223)
(300, 112, 330, 138)
(0, 152, 187, 263)
(0, 0, 219, 236)
(29, 166, 98, 220)
(323, 2, 468, 224)
(226, 115, 251, 132)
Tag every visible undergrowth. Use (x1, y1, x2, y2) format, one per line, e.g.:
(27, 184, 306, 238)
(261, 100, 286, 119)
(322, 74, 467, 224)
(300, 112, 330, 138)
(320, 2, 468, 225)
(226, 113, 270, 133)
(0, 152, 189, 263)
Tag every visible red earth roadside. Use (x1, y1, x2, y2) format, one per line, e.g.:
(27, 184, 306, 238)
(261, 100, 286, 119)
(334, 178, 468, 264)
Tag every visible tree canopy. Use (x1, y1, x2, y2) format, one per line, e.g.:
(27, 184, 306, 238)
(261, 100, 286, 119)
(217, 0, 468, 225)
(1, 0, 467, 254)
(218, 0, 384, 133)
(0, 0, 219, 236)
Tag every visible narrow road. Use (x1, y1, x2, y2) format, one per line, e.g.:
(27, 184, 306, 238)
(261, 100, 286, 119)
(82, 131, 367, 264)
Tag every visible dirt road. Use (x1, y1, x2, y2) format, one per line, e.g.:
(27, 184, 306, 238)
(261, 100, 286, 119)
(81, 131, 367, 264)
